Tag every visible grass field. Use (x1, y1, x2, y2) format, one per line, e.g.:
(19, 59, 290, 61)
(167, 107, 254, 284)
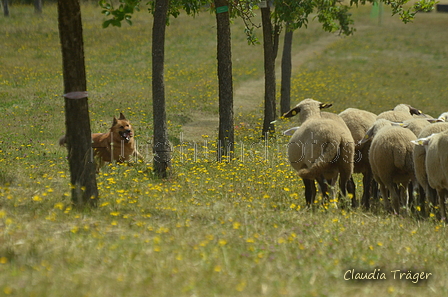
(1, 3, 448, 296)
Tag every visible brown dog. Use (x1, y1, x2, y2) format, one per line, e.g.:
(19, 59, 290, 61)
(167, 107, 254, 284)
(59, 113, 142, 171)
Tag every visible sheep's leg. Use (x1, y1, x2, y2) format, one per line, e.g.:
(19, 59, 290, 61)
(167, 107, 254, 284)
(437, 189, 447, 222)
(407, 182, 414, 211)
(390, 183, 401, 215)
(329, 178, 338, 208)
(401, 182, 411, 214)
(318, 178, 328, 198)
(417, 185, 426, 217)
(361, 171, 372, 209)
(427, 186, 438, 206)
(303, 179, 316, 207)
(379, 183, 391, 212)
(316, 177, 329, 200)
(346, 176, 355, 198)
(338, 168, 353, 207)
(371, 179, 379, 201)
(346, 176, 357, 208)
(338, 175, 348, 197)
(398, 183, 408, 208)
(338, 176, 355, 208)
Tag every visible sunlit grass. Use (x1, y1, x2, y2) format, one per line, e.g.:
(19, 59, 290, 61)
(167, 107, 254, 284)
(1, 3, 448, 297)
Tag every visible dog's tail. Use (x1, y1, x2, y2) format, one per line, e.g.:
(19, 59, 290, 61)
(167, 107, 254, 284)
(58, 135, 67, 147)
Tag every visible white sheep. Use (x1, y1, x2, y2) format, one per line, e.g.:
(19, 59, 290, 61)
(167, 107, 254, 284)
(431, 111, 448, 122)
(413, 130, 448, 221)
(362, 119, 417, 214)
(402, 118, 432, 137)
(283, 99, 355, 206)
(339, 108, 377, 208)
(377, 104, 422, 122)
(412, 122, 448, 211)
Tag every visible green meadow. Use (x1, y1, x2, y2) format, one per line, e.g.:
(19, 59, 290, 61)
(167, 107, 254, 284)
(1, 3, 448, 296)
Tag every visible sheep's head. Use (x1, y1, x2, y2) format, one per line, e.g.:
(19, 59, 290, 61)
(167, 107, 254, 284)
(282, 99, 332, 122)
(360, 119, 394, 144)
(393, 104, 422, 116)
(437, 112, 448, 122)
(426, 112, 448, 123)
(408, 105, 423, 116)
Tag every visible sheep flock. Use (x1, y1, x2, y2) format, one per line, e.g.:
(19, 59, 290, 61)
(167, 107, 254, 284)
(283, 98, 448, 221)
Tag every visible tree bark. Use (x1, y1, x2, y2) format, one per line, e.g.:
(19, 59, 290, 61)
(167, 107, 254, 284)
(152, 0, 171, 178)
(57, 0, 98, 207)
(214, 0, 234, 161)
(261, 6, 276, 136)
(280, 28, 293, 115)
(34, 0, 42, 14)
(2, 0, 9, 17)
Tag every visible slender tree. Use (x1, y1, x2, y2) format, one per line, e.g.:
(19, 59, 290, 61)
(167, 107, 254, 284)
(280, 27, 293, 115)
(152, 0, 171, 177)
(34, 0, 42, 14)
(57, 0, 99, 207)
(2, 0, 9, 17)
(214, 0, 234, 160)
(260, 4, 279, 135)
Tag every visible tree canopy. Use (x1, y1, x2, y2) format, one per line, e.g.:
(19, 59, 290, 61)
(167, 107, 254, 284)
(99, 0, 436, 53)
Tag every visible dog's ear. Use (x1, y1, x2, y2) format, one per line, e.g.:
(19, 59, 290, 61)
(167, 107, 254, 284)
(112, 116, 118, 127)
(119, 113, 126, 120)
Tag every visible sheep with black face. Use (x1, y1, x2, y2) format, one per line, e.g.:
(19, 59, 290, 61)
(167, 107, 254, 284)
(361, 119, 417, 214)
(283, 99, 355, 207)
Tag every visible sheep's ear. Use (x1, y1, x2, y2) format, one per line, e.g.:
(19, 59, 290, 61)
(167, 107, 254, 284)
(427, 118, 441, 123)
(392, 122, 408, 128)
(411, 139, 423, 146)
(409, 106, 422, 116)
(283, 126, 300, 136)
(359, 128, 375, 144)
(412, 133, 438, 146)
(320, 103, 332, 109)
(283, 106, 301, 118)
(411, 137, 430, 146)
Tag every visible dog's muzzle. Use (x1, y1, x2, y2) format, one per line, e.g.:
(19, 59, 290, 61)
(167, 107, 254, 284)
(120, 129, 133, 142)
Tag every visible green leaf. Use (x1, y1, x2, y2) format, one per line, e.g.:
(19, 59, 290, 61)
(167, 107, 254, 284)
(102, 19, 112, 28)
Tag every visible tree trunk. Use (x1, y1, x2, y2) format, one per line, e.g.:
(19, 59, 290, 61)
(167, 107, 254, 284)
(34, 0, 42, 14)
(152, 0, 171, 178)
(280, 28, 293, 115)
(261, 6, 276, 136)
(2, 0, 9, 17)
(57, 0, 98, 207)
(214, 0, 234, 161)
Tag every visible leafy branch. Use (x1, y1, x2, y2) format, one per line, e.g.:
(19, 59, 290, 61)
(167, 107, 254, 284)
(99, 0, 141, 27)
(232, 1, 262, 45)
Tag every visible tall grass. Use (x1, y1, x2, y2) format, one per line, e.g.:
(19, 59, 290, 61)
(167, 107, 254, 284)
(1, 3, 448, 297)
